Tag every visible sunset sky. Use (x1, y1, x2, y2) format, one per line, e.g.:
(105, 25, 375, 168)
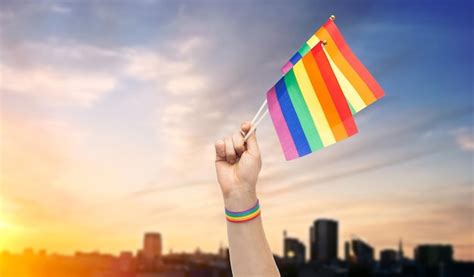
(0, 0, 472, 260)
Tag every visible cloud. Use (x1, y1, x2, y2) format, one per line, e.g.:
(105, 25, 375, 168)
(1, 64, 116, 107)
(124, 49, 192, 81)
(49, 4, 71, 14)
(0, 40, 126, 107)
(262, 147, 444, 197)
(0, 114, 75, 189)
(0, 37, 209, 107)
(165, 74, 208, 96)
(120, 35, 223, 157)
(176, 36, 210, 56)
(455, 128, 474, 151)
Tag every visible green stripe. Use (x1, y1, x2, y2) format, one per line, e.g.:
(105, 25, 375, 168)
(298, 43, 311, 56)
(226, 210, 260, 220)
(348, 101, 356, 115)
(225, 204, 259, 217)
(284, 70, 324, 151)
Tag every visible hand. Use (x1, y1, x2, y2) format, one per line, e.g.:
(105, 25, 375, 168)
(215, 122, 261, 210)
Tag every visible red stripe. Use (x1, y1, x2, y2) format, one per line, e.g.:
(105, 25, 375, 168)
(312, 44, 358, 136)
(323, 20, 385, 99)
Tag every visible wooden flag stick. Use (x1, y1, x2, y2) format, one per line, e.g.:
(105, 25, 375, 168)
(243, 99, 268, 142)
(251, 99, 268, 126)
(244, 109, 268, 142)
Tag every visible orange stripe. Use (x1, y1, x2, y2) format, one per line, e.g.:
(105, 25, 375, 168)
(313, 44, 358, 136)
(227, 211, 261, 223)
(316, 27, 376, 106)
(302, 49, 347, 141)
(323, 20, 384, 99)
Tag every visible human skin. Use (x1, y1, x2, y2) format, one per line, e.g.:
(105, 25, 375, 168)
(214, 122, 280, 277)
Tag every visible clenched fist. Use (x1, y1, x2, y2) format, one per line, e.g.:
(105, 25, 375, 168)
(215, 122, 261, 210)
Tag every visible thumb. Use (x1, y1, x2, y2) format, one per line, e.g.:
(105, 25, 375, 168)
(246, 131, 260, 157)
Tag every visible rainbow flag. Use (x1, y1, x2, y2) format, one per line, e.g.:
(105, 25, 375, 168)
(267, 42, 358, 160)
(281, 18, 384, 113)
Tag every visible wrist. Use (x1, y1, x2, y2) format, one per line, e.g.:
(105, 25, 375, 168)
(223, 189, 257, 212)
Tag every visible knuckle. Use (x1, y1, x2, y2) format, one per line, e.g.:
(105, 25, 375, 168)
(236, 144, 245, 152)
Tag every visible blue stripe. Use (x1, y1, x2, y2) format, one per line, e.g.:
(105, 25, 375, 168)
(289, 52, 302, 65)
(225, 203, 260, 217)
(274, 78, 311, 157)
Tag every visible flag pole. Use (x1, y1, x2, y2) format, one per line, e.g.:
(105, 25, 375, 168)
(243, 99, 268, 142)
(250, 99, 268, 126)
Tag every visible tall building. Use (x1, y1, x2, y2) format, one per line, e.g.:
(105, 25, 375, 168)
(283, 231, 306, 265)
(143, 232, 162, 261)
(380, 249, 397, 269)
(351, 238, 374, 265)
(344, 241, 351, 262)
(414, 244, 453, 267)
(398, 238, 404, 261)
(310, 219, 338, 264)
(118, 251, 134, 272)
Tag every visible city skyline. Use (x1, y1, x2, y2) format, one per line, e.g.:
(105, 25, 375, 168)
(1, 0, 473, 262)
(2, 225, 468, 277)
(0, 217, 468, 263)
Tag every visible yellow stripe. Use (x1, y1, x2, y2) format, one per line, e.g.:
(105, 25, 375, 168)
(316, 28, 376, 105)
(321, 47, 366, 112)
(307, 35, 320, 48)
(293, 61, 336, 146)
(226, 211, 260, 221)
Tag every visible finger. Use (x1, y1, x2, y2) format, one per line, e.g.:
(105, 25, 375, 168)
(224, 136, 237, 164)
(245, 125, 260, 157)
(232, 131, 245, 157)
(215, 139, 226, 162)
(241, 121, 251, 134)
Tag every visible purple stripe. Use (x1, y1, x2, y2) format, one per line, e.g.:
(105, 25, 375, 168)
(225, 200, 259, 215)
(281, 61, 293, 74)
(266, 87, 299, 160)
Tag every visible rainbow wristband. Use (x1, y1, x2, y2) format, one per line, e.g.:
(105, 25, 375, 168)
(225, 200, 261, 223)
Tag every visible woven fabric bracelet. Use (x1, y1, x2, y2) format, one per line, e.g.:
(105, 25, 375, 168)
(225, 200, 261, 223)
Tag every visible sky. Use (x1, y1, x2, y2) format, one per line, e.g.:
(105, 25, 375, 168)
(0, 0, 473, 261)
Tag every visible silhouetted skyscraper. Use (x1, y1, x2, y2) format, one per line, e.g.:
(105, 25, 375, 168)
(380, 249, 397, 269)
(398, 238, 404, 261)
(310, 219, 338, 264)
(351, 238, 374, 265)
(143, 232, 162, 261)
(414, 244, 453, 267)
(344, 241, 351, 262)
(283, 231, 305, 265)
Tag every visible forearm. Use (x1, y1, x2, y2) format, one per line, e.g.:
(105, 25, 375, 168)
(224, 193, 280, 277)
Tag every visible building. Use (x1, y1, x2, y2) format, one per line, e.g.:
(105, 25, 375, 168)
(398, 238, 404, 262)
(351, 238, 374, 265)
(414, 244, 453, 267)
(142, 232, 162, 270)
(118, 251, 134, 272)
(310, 219, 338, 264)
(344, 241, 351, 262)
(380, 249, 397, 269)
(283, 231, 306, 265)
